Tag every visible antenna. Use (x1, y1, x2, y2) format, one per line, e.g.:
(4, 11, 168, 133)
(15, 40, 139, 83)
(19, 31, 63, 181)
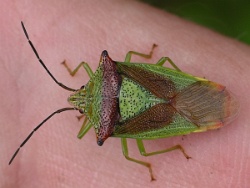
(9, 22, 80, 165)
(9, 107, 76, 165)
(21, 21, 77, 92)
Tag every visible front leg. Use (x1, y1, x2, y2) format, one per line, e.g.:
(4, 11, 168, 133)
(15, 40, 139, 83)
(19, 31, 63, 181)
(61, 61, 94, 78)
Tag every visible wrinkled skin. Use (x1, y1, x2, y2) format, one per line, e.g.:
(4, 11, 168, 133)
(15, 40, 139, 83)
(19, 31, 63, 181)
(1, 1, 249, 187)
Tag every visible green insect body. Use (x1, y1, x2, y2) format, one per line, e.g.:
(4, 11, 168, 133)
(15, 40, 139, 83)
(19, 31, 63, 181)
(9, 22, 239, 181)
(66, 50, 238, 181)
(69, 57, 238, 142)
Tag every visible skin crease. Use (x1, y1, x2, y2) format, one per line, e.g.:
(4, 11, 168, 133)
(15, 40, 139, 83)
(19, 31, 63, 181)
(1, 0, 249, 187)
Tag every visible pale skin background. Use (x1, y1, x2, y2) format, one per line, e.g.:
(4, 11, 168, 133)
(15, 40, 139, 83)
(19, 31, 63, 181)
(1, 0, 250, 187)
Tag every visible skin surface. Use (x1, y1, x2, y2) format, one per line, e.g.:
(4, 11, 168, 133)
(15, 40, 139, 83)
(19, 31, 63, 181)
(1, 0, 249, 187)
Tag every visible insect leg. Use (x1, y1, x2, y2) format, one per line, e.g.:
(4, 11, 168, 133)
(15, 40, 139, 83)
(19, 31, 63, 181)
(124, 44, 157, 63)
(77, 119, 92, 139)
(61, 61, 94, 78)
(136, 139, 191, 159)
(156, 57, 182, 72)
(121, 138, 156, 181)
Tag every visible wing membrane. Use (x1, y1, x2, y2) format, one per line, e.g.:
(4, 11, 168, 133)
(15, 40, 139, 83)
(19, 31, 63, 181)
(172, 81, 239, 127)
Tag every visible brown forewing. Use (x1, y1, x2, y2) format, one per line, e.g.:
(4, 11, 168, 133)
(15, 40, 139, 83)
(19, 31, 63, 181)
(114, 103, 176, 135)
(117, 63, 176, 99)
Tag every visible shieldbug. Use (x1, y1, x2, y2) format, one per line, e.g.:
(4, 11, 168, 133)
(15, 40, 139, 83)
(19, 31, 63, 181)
(9, 22, 239, 181)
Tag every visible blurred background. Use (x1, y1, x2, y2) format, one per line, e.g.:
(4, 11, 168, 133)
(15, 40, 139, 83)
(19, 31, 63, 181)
(142, 0, 250, 45)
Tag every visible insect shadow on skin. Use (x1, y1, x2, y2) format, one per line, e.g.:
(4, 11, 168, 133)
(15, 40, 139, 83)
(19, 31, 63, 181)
(9, 21, 239, 181)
